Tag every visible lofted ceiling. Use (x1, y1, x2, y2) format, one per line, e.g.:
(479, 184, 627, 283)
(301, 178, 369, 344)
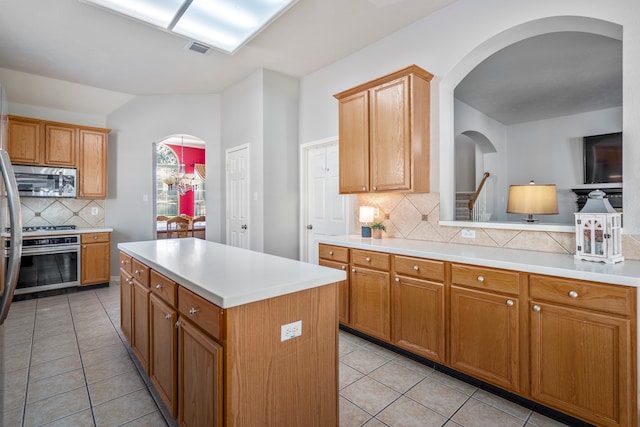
(0, 1, 622, 123)
(455, 31, 622, 125)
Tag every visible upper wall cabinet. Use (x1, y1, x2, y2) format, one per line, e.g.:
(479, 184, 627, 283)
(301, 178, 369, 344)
(334, 65, 433, 194)
(7, 115, 110, 199)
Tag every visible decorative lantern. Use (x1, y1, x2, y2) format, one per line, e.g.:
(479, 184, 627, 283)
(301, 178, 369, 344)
(574, 190, 623, 264)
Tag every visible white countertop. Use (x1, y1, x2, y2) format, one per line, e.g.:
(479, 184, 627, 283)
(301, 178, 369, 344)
(316, 235, 640, 288)
(118, 238, 347, 308)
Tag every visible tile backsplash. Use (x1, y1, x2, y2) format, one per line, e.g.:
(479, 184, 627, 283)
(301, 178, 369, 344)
(20, 198, 105, 228)
(356, 193, 640, 261)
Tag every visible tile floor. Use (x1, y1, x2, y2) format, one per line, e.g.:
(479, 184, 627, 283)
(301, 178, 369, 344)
(0, 283, 571, 427)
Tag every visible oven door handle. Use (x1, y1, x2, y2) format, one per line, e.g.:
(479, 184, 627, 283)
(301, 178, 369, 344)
(19, 245, 80, 256)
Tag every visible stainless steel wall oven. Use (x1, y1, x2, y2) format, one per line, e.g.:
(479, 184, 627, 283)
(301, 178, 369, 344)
(4, 233, 80, 295)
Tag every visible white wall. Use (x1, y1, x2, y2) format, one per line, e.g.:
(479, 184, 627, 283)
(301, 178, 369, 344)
(106, 94, 221, 274)
(298, 0, 640, 232)
(263, 70, 300, 259)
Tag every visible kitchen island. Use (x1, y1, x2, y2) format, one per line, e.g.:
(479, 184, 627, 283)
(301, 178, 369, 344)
(118, 238, 346, 427)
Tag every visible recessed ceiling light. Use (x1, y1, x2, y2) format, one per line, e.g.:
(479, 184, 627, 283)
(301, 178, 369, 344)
(82, 0, 298, 54)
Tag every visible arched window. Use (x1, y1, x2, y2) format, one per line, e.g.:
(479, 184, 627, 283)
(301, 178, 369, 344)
(156, 143, 180, 216)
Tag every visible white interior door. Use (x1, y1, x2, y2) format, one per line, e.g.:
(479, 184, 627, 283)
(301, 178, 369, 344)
(302, 140, 347, 262)
(226, 145, 250, 249)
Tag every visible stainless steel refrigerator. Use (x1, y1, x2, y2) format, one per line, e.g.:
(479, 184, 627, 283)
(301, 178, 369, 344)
(0, 83, 24, 415)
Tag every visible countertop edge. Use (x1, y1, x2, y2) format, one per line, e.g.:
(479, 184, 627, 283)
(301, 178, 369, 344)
(316, 235, 640, 288)
(118, 239, 346, 308)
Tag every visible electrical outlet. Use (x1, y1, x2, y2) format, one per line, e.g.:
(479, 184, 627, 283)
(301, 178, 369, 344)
(461, 229, 476, 239)
(280, 320, 302, 341)
(91, 207, 99, 216)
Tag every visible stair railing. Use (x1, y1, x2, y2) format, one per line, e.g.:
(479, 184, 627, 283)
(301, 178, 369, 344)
(468, 172, 490, 221)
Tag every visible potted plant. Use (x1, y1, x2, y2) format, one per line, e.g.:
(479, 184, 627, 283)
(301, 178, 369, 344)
(370, 222, 386, 239)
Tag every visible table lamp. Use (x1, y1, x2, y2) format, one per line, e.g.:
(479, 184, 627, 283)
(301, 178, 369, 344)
(506, 181, 558, 222)
(359, 206, 375, 237)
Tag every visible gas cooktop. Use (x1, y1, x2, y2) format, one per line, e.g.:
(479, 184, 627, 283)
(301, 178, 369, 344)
(5, 225, 77, 233)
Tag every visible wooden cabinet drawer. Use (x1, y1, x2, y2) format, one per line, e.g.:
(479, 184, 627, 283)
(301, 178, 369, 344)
(319, 244, 349, 263)
(150, 270, 177, 307)
(351, 249, 389, 270)
(530, 274, 635, 316)
(119, 252, 132, 274)
(81, 232, 110, 244)
(393, 255, 444, 282)
(178, 286, 224, 341)
(131, 259, 150, 287)
(451, 264, 519, 295)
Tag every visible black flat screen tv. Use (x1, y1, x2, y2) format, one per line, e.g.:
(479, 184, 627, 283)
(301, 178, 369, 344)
(583, 132, 622, 184)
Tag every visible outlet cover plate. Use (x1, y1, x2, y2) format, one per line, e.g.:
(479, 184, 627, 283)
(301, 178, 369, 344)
(281, 320, 302, 341)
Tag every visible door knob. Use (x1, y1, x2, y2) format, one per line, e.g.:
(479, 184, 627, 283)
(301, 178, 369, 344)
(307, 224, 313, 230)
(241, 224, 248, 230)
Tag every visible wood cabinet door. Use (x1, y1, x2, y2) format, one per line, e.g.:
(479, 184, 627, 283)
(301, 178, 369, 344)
(338, 90, 370, 193)
(150, 293, 178, 418)
(120, 270, 133, 343)
(450, 286, 520, 392)
(178, 316, 223, 427)
(78, 129, 108, 198)
(319, 259, 349, 325)
(392, 275, 445, 363)
(7, 118, 42, 164)
(350, 266, 390, 340)
(530, 302, 633, 427)
(45, 124, 76, 166)
(132, 280, 150, 374)
(81, 241, 110, 285)
(369, 76, 411, 192)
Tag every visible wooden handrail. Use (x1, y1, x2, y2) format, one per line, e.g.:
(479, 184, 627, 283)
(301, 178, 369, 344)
(468, 172, 491, 211)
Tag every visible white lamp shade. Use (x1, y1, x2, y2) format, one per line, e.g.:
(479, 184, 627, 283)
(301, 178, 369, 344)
(507, 183, 558, 215)
(359, 206, 375, 223)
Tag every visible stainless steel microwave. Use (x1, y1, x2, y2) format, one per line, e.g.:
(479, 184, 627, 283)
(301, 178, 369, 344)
(13, 165, 77, 198)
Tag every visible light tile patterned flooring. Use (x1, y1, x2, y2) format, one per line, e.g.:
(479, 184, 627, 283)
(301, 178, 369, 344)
(0, 283, 570, 427)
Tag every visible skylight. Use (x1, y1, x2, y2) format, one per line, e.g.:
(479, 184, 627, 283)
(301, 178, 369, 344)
(83, 0, 298, 54)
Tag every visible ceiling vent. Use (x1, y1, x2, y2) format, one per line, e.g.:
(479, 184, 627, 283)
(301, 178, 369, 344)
(185, 41, 211, 55)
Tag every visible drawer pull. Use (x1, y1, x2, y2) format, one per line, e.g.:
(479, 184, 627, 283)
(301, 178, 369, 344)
(189, 307, 199, 315)
(93, 236, 98, 240)
(121, 259, 128, 265)
(134, 269, 141, 275)
(395, 277, 400, 282)
(329, 251, 334, 255)
(164, 313, 172, 320)
(156, 284, 162, 289)
(532, 305, 541, 312)
(477, 275, 484, 282)
(506, 299, 514, 307)
(413, 265, 419, 271)
(568, 290, 578, 298)
(365, 257, 371, 262)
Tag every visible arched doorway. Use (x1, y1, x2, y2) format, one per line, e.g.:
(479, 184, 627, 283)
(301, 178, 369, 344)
(154, 134, 206, 239)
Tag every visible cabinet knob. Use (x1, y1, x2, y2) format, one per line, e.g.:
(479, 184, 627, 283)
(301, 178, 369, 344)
(477, 275, 484, 282)
(175, 321, 181, 329)
(532, 305, 541, 312)
(329, 251, 334, 255)
(155, 284, 162, 289)
(568, 290, 578, 298)
(362, 186, 366, 191)
(82, 245, 87, 249)
(506, 299, 514, 307)
(189, 307, 199, 315)
(351, 268, 356, 273)
(341, 265, 346, 270)
(365, 257, 371, 262)
(413, 265, 419, 271)
(395, 277, 400, 282)
(372, 186, 377, 191)
(164, 313, 172, 320)
(134, 269, 140, 275)
(93, 236, 98, 240)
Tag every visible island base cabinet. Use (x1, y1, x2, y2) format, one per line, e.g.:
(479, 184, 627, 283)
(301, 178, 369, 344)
(119, 270, 133, 343)
(530, 302, 634, 427)
(178, 316, 223, 427)
(131, 280, 150, 374)
(149, 294, 178, 418)
(449, 286, 520, 393)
